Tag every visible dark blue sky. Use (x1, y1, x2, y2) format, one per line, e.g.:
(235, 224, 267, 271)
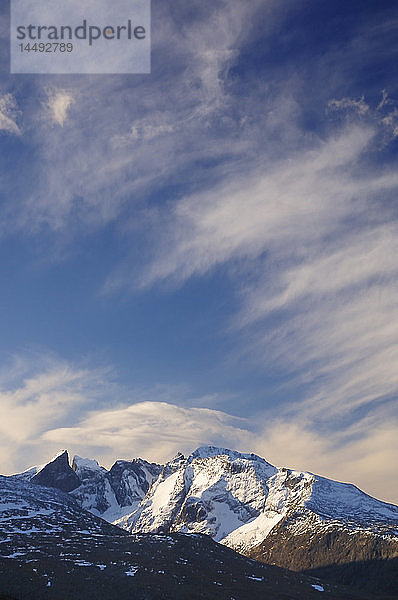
(0, 0, 397, 503)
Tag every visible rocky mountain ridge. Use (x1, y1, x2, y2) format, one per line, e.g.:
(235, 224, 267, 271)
(11, 446, 398, 595)
(1, 474, 362, 600)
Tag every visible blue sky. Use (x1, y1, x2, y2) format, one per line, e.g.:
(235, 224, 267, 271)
(0, 0, 398, 503)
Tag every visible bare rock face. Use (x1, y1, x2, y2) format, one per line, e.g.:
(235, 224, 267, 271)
(70, 455, 162, 522)
(32, 451, 80, 493)
(107, 459, 161, 507)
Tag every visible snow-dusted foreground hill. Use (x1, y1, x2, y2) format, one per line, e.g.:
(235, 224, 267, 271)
(11, 446, 398, 594)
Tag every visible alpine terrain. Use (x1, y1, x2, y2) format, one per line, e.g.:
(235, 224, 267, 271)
(0, 470, 366, 600)
(4, 446, 398, 598)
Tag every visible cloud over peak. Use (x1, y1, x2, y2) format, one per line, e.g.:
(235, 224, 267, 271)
(0, 353, 396, 503)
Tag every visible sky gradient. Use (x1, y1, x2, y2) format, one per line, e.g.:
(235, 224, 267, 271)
(0, 0, 398, 503)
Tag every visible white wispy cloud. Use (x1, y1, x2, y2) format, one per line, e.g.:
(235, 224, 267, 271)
(45, 90, 74, 127)
(0, 352, 250, 473)
(0, 94, 21, 136)
(0, 354, 114, 473)
(43, 398, 398, 502)
(133, 119, 398, 451)
(327, 91, 398, 140)
(327, 96, 370, 115)
(43, 401, 252, 465)
(253, 410, 398, 504)
(0, 0, 271, 237)
(138, 125, 378, 286)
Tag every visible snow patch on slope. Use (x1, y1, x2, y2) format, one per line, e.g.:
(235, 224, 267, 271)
(221, 510, 284, 549)
(308, 476, 398, 522)
(72, 456, 102, 475)
(151, 472, 180, 514)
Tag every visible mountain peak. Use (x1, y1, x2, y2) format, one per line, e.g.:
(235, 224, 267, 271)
(188, 445, 274, 467)
(171, 452, 185, 462)
(32, 449, 80, 492)
(72, 455, 103, 475)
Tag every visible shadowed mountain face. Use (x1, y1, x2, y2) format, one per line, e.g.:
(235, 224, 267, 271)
(0, 475, 370, 600)
(248, 517, 398, 595)
(10, 447, 398, 597)
(31, 451, 80, 492)
(304, 557, 398, 598)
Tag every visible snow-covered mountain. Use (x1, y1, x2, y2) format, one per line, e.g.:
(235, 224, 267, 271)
(120, 446, 279, 544)
(1, 474, 346, 600)
(17, 447, 398, 542)
(71, 454, 161, 522)
(118, 446, 398, 555)
(13, 446, 398, 594)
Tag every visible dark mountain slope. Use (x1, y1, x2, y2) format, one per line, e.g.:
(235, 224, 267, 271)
(31, 450, 80, 492)
(248, 506, 398, 595)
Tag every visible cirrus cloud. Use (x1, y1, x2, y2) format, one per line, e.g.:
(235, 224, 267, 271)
(0, 94, 21, 136)
(45, 90, 74, 127)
